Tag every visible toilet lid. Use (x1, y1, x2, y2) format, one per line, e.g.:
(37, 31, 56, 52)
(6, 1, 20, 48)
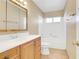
(41, 42, 49, 45)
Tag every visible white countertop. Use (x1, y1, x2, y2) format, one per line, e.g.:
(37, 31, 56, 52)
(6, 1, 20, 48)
(0, 34, 40, 53)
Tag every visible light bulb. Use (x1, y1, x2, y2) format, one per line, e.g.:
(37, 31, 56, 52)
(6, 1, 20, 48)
(24, 2, 27, 5)
(20, 0, 23, 2)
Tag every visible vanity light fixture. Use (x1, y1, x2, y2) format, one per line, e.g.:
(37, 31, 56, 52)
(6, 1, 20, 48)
(24, 2, 27, 5)
(10, 0, 27, 10)
(17, 0, 27, 5)
(20, 0, 23, 2)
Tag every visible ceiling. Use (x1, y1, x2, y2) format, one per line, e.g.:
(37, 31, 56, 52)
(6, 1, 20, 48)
(32, 0, 67, 12)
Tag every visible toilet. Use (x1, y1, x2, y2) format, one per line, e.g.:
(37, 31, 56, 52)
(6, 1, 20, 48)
(41, 42, 50, 55)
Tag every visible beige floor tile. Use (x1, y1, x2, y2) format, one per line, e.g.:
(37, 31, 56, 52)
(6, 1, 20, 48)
(41, 48, 69, 59)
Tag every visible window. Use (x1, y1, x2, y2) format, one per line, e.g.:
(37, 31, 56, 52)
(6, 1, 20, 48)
(39, 19, 43, 24)
(53, 17, 61, 22)
(45, 18, 53, 23)
(45, 17, 61, 23)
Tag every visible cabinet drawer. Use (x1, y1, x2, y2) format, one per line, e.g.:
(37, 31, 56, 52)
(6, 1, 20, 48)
(0, 47, 20, 59)
(35, 38, 41, 47)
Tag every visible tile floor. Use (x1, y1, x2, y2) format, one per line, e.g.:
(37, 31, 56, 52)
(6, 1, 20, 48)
(41, 48, 69, 59)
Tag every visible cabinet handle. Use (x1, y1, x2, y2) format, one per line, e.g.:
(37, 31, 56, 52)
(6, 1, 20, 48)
(4, 56, 9, 59)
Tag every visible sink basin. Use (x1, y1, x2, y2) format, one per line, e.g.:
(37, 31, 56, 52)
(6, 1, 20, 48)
(0, 32, 37, 42)
(0, 35, 12, 41)
(0, 32, 29, 41)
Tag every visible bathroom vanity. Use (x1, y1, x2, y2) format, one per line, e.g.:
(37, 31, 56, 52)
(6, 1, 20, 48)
(0, 34, 41, 59)
(0, 0, 41, 59)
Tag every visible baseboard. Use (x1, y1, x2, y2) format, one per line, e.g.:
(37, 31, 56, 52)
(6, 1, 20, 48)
(50, 47, 66, 50)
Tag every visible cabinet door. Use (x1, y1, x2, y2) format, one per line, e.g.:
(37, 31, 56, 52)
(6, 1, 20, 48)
(0, 47, 20, 59)
(34, 38, 41, 59)
(6, 47, 20, 59)
(21, 41, 34, 59)
(0, 0, 6, 31)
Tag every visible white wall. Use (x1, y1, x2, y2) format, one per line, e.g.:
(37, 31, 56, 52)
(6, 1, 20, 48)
(39, 17, 66, 49)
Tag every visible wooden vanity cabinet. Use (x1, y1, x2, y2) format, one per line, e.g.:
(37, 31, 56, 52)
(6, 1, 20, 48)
(20, 37, 41, 59)
(34, 37, 41, 59)
(21, 41, 35, 59)
(0, 37, 41, 59)
(0, 46, 20, 59)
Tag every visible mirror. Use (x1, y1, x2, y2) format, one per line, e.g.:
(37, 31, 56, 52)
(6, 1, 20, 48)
(0, 0, 28, 32)
(0, 0, 7, 32)
(7, 0, 28, 32)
